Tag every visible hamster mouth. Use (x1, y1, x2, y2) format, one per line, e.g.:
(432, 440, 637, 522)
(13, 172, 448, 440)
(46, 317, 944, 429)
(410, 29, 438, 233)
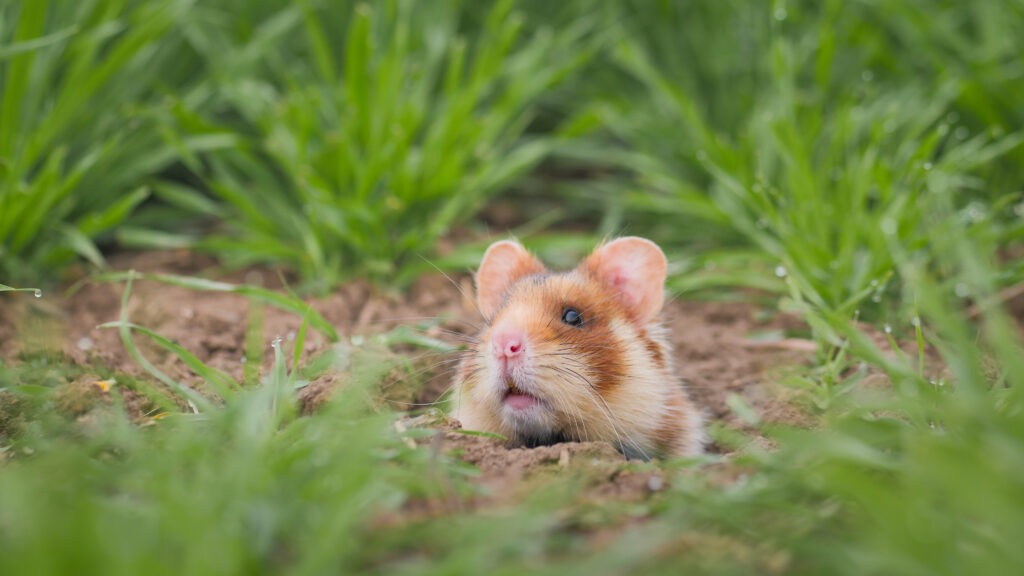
(502, 380, 542, 411)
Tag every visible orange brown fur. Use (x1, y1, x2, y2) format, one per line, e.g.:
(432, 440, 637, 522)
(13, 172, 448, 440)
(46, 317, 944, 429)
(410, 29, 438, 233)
(638, 330, 667, 370)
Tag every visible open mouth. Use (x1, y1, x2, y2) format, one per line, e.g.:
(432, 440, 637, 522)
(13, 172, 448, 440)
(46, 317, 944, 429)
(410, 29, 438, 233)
(503, 380, 542, 411)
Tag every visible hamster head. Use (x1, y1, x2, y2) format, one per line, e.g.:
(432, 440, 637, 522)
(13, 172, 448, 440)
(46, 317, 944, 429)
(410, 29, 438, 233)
(453, 237, 703, 460)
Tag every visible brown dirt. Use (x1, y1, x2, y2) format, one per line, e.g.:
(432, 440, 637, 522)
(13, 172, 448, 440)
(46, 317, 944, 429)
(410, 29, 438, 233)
(0, 249, 816, 503)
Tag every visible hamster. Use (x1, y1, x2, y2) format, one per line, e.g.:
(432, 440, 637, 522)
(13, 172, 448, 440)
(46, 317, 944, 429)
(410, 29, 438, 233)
(453, 236, 704, 460)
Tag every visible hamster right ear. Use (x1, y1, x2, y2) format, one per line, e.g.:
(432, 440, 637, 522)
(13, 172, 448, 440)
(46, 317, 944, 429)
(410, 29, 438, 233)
(581, 236, 667, 324)
(475, 240, 546, 319)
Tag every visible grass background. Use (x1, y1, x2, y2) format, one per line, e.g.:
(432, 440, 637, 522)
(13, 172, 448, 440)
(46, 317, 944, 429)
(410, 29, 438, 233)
(2, 0, 1023, 573)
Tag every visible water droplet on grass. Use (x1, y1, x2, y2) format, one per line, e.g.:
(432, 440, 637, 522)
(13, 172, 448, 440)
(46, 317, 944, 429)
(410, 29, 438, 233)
(774, 7, 788, 20)
(33, 289, 42, 298)
(911, 316, 921, 327)
(271, 337, 282, 350)
(861, 70, 874, 82)
(923, 162, 932, 171)
(883, 324, 892, 334)
(955, 283, 970, 298)
(774, 265, 787, 278)
(954, 126, 969, 140)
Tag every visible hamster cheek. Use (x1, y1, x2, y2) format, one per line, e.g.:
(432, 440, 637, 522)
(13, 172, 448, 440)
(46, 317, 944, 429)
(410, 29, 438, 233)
(454, 353, 503, 429)
(456, 383, 507, 437)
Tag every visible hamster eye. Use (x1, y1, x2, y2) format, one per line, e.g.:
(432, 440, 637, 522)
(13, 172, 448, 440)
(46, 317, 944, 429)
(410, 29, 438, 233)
(561, 307, 583, 327)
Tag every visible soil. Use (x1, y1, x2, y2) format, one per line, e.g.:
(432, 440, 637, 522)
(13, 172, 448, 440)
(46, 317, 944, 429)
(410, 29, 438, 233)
(0, 249, 817, 504)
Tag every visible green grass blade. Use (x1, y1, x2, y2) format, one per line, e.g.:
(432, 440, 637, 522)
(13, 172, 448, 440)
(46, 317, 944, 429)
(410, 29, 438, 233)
(0, 24, 77, 60)
(108, 271, 213, 412)
(57, 224, 106, 269)
(0, 283, 40, 295)
(98, 320, 239, 401)
(95, 271, 339, 342)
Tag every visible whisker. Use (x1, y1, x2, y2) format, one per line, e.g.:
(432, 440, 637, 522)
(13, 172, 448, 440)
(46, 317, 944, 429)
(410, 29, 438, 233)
(546, 364, 650, 460)
(415, 255, 486, 321)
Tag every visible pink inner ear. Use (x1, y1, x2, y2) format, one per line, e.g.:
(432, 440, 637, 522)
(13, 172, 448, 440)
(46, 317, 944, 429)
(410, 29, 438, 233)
(475, 241, 545, 319)
(583, 237, 666, 323)
(608, 269, 639, 307)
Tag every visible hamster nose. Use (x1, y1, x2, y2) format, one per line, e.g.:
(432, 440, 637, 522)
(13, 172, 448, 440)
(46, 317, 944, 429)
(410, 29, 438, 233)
(491, 327, 526, 360)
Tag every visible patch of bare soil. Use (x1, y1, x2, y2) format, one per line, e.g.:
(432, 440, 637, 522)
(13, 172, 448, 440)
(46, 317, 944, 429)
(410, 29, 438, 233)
(384, 413, 676, 521)
(0, 249, 815, 504)
(667, 298, 812, 433)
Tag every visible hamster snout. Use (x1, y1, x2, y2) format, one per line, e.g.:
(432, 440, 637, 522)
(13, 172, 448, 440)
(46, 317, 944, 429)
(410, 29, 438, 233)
(487, 325, 538, 408)
(490, 324, 525, 365)
(453, 237, 705, 460)
(487, 325, 536, 405)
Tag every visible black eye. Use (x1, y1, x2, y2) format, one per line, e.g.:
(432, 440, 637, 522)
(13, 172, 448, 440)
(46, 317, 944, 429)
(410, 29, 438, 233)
(561, 307, 583, 327)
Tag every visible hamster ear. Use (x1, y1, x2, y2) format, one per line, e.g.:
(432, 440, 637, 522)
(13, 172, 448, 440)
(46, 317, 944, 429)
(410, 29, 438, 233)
(581, 237, 667, 324)
(475, 240, 546, 319)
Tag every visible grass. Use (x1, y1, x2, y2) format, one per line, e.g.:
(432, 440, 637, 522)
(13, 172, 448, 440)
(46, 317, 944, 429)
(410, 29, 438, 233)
(167, 0, 594, 291)
(557, 1, 1024, 316)
(0, 360, 460, 574)
(2, 224, 1021, 573)
(0, 0, 233, 284)
(1, 0, 1023, 574)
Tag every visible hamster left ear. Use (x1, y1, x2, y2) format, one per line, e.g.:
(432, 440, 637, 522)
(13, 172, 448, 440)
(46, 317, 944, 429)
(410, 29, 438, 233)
(581, 237, 667, 324)
(475, 240, 546, 319)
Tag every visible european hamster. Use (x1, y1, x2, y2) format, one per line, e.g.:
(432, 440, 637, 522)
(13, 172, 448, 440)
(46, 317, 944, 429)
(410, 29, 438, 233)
(453, 237, 704, 460)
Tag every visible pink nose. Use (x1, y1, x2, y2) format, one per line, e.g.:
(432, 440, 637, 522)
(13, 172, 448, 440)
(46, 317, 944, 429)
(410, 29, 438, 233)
(491, 327, 526, 360)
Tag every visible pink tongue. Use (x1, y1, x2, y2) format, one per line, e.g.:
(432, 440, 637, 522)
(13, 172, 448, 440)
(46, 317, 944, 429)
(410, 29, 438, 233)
(505, 393, 539, 410)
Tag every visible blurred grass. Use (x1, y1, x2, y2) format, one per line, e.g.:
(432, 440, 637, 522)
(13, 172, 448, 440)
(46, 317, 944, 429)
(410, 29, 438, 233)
(171, 0, 594, 291)
(0, 354, 472, 574)
(1, 0, 1024, 574)
(0, 0, 234, 283)
(555, 0, 1024, 317)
